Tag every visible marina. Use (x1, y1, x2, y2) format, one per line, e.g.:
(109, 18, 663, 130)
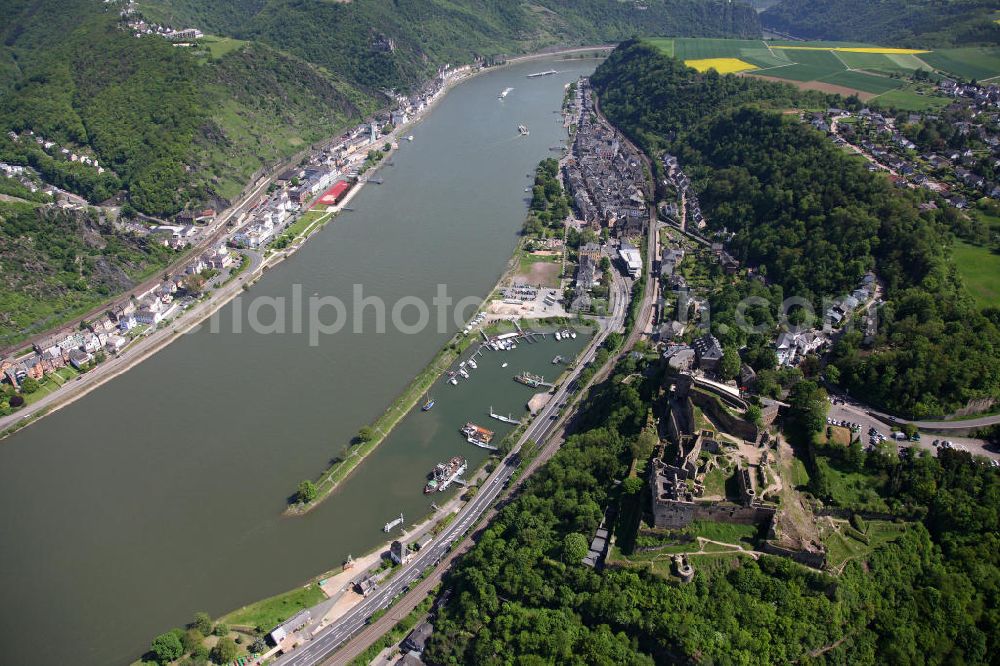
(0, 55, 600, 666)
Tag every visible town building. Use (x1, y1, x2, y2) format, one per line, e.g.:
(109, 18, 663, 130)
(618, 243, 642, 278)
(390, 539, 412, 565)
(692, 334, 723, 371)
(269, 609, 311, 645)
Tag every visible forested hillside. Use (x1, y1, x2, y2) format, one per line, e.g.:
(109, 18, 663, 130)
(135, 0, 268, 35)
(762, 0, 1000, 47)
(0, 0, 371, 215)
(425, 354, 999, 663)
(240, 0, 761, 92)
(0, 201, 175, 343)
(0, 0, 761, 215)
(591, 40, 1000, 417)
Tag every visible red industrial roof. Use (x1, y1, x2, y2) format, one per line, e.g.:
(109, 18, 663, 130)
(314, 180, 351, 207)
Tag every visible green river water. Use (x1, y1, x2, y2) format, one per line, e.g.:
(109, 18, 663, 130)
(0, 56, 598, 665)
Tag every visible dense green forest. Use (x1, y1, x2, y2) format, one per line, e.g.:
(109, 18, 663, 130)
(762, 0, 1000, 47)
(425, 355, 999, 663)
(135, 0, 268, 35)
(591, 40, 1000, 418)
(0, 0, 762, 215)
(0, 201, 175, 344)
(0, 0, 372, 215)
(239, 0, 761, 93)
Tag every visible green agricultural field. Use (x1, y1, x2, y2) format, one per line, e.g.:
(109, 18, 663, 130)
(768, 48, 845, 81)
(671, 38, 790, 69)
(921, 47, 1000, 81)
(820, 70, 903, 94)
(653, 38, 790, 70)
(647, 38, 674, 58)
(874, 87, 951, 112)
(653, 37, 996, 102)
(835, 51, 932, 75)
(953, 241, 1000, 309)
(767, 40, 874, 48)
(671, 38, 765, 59)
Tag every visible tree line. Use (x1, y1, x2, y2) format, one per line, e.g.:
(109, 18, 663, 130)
(424, 352, 999, 663)
(591, 39, 1000, 418)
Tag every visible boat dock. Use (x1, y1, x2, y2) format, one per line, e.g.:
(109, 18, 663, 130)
(514, 371, 554, 388)
(383, 512, 404, 533)
(489, 406, 522, 425)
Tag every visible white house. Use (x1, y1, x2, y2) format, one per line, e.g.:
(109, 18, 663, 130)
(68, 349, 92, 370)
(134, 308, 163, 325)
(119, 314, 138, 332)
(105, 335, 127, 354)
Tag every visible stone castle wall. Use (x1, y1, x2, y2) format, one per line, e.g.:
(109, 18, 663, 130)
(651, 499, 776, 529)
(690, 387, 759, 442)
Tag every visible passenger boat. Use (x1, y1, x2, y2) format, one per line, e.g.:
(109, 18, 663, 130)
(518, 124, 529, 136)
(526, 69, 558, 78)
(498, 87, 513, 99)
(461, 422, 495, 448)
(424, 456, 467, 493)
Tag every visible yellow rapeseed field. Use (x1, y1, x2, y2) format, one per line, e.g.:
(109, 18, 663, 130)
(775, 46, 930, 54)
(684, 58, 759, 74)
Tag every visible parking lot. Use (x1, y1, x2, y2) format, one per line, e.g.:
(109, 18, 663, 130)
(826, 399, 999, 462)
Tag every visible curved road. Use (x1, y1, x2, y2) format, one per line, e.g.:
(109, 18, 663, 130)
(275, 87, 657, 666)
(275, 257, 631, 666)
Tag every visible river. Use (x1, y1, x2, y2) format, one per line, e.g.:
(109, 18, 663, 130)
(0, 56, 599, 665)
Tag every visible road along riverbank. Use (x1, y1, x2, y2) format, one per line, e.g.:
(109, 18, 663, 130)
(0, 54, 603, 666)
(0, 59, 477, 442)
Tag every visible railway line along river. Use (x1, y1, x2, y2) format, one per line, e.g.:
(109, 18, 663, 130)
(0, 56, 599, 665)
